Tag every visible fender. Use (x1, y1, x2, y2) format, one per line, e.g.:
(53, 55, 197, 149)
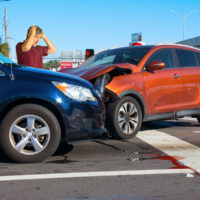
(118, 89, 147, 117)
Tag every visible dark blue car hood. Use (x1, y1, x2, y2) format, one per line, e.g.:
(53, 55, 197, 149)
(14, 66, 94, 89)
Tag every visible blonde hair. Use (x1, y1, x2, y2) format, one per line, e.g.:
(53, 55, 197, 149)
(26, 26, 43, 39)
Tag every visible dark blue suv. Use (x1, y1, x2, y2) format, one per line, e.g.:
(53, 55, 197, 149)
(0, 54, 104, 163)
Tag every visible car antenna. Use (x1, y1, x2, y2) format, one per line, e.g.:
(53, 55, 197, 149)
(9, 58, 15, 81)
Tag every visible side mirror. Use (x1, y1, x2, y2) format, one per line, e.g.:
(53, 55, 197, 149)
(146, 61, 166, 71)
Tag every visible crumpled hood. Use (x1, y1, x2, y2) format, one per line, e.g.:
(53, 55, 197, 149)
(59, 63, 135, 80)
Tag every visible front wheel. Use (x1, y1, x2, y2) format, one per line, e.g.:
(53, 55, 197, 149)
(0, 104, 61, 163)
(106, 96, 142, 139)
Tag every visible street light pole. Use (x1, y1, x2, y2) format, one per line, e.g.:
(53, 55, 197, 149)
(170, 9, 198, 41)
(8, 36, 14, 61)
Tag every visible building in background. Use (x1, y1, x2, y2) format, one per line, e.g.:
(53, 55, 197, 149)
(177, 36, 200, 48)
(44, 50, 85, 70)
(59, 50, 85, 67)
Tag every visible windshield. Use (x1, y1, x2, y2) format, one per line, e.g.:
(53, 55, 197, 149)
(80, 46, 152, 68)
(0, 53, 17, 67)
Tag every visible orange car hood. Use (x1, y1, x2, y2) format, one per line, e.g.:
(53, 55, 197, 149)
(59, 63, 135, 80)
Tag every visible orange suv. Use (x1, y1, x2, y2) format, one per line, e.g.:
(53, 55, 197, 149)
(60, 44, 200, 139)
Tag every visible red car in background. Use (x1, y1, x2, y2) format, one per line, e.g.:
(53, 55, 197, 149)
(60, 44, 200, 139)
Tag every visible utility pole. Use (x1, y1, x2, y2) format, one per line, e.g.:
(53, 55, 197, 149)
(5, 7, 9, 45)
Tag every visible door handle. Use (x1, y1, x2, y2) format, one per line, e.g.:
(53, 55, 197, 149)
(173, 74, 181, 79)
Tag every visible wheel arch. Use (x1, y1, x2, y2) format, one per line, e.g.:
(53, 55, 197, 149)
(117, 89, 146, 119)
(0, 98, 66, 139)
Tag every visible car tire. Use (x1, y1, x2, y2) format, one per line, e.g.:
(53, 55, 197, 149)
(106, 96, 142, 139)
(0, 104, 61, 163)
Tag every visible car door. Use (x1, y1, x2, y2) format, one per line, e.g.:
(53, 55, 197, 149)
(142, 48, 183, 114)
(173, 49, 200, 109)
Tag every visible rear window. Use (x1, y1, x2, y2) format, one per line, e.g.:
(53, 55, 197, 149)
(176, 49, 198, 67)
(79, 46, 152, 68)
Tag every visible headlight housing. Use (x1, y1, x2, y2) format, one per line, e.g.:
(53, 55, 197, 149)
(52, 81, 97, 102)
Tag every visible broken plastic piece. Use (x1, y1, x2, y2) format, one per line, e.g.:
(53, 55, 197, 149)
(184, 173, 194, 178)
(129, 157, 144, 161)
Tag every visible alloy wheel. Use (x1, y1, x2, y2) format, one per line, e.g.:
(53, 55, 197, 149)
(118, 102, 139, 135)
(9, 115, 50, 155)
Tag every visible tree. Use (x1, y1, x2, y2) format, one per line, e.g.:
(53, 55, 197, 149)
(43, 60, 60, 71)
(0, 39, 9, 58)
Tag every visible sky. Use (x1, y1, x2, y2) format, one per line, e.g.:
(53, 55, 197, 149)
(0, 0, 200, 58)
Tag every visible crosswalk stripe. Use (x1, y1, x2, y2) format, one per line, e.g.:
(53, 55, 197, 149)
(137, 130, 200, 173)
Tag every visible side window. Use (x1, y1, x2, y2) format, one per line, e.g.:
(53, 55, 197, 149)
(196, 53, 200, 66)
(176, 49, 197, 67)
(146, 49, 174, 69)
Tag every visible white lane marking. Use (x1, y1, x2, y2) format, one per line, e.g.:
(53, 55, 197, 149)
(0, 169, 196, 182)
(193, 131, 200, 133)
(137, 130, 200, 173)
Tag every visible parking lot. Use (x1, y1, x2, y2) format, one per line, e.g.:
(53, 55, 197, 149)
(0, 117, 199, 200)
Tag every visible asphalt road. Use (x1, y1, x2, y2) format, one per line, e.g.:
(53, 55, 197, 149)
(0, 117, 200, 200)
